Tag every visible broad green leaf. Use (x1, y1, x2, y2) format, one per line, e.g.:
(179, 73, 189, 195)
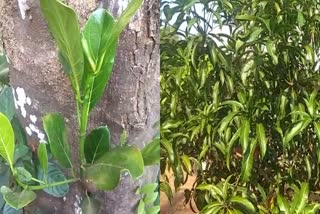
(80, 195, 101, 214)
(201, 202, 223, 214)
(3, 203, 23, 214)
(143, 192, 158, 205)
(291, 183, 309, 213)
(181, 154, 192, 173)
(40, 0, 83, 93)
(84, 146, 144, 190)
(14, 144, 29, 164)
(146, 206, 160, 214)
(0, 87, 15, 120)
(0, 51, 9, 85)
(15, 167, 32, 184)
(230, 196, 256, 213)
(0, 112, 14, 170)
(240, 139, 257, 182)
(37, 162, 69, 197)
(43, 113, 72, 168)
(137, 200, 146, 214)
(11, 116, 27, 145)
(0, 186, 36, 209)
(141, 183, 158, 194)
(240, 119, 250, 152)
(142, 138, 160, 166)
(84, 126, 110, 164)
(256, 123, 267, 159)
(37, 143, 48, 175)
(81, 9, 117, 111)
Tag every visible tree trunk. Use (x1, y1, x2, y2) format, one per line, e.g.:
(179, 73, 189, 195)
(0, 0, 159, 213)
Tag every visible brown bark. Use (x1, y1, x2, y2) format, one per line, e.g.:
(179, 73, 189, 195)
(0, 0, 159, 213)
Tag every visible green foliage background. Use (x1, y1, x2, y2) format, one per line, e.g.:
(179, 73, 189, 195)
(161, 0, 320, 213)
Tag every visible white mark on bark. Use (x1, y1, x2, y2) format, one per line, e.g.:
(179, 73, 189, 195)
(30, 115, 37, 123)
(74, 194, 83, 214)
(15, 87, 27, 118)
(17, 0, 30, 20)
(25, 126, 32, 136)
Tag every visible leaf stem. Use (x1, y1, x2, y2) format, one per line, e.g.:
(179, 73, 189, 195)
(79, 74, 95, 164)
(16, 177, 78, 191)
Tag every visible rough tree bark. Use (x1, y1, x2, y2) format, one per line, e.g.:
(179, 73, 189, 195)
(0, 0, 159, 213)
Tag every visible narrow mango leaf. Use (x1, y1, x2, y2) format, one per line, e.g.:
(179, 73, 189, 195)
(0, 112, 14, 170)
(240, 119, 250, 153)
(256, 123, 267, 159)
(230, 196, 256, 213)
(218, 112, 238, 135)
(291, 183, 309, 213)
(276, 193, 289, 214)
(266, 40, 278, 64)
(181, 155, 192, 174)
(84, 126, 110, 164)
(240, 139, 257, 182)
(37, 143, 48, 175)
(305, 156, 311, 180)
(40, 0, 83, 92)
(142, 138, 160, 166)
(160, 182, 173, 203)
(283, 121, 303, 148)
(235, 14, 257, 21)
(84, 146, 144, 190)
(201, 202, 222, 214)
(43, 113, 72, 168)
(226, 128, 241, 170)
(0, 186, 36, 209)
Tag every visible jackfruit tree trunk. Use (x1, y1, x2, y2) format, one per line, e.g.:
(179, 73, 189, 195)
(0, 0, 159, 213)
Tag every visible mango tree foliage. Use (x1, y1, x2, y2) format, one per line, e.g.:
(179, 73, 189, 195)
(161, 0, 320, 211)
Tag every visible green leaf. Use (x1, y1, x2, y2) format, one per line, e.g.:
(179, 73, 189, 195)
(218, 112, 238, 135)
(43, 113, 72, 168)
(283, 121, 304, 148)
(0, 51, 9, 85)
(84, 126, 110, 164)
(277, 193, 289, 214)
(80, 195, 101, 214)
(37, 143, 48, 175)
(3, 203, 23, 214)
(81, 9, 117, 111)
(266, 39, 278, 65)
(226, 128, 241, 170)
(37, 162, 69, 197)
(291, 183, 309, 213)
(0, 112, 15, 170)
(40, 0, 83, 93)
(146, 206, 160, 214)
(235, 14, 257, 22)
(240, 119, 250, 152)
(240, 139, 257, 182)
(11, 116, 27, 145)
(0, 186, 36, 209)
(14, 144, 30, 164)
(142, 138, 160, 166)
(0, 87, 15, 120)
(143, 192, 158, 205)
(181, 154, 192, 173)
(256, 123, 267, 159)
(141, 183, 158, 194)
(230, 196, 256, 213)
(160, 182, 173, 203)
(15, 167, 32, 184)
(84, 146, 144, 190)
(137, 200, 146, 214)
